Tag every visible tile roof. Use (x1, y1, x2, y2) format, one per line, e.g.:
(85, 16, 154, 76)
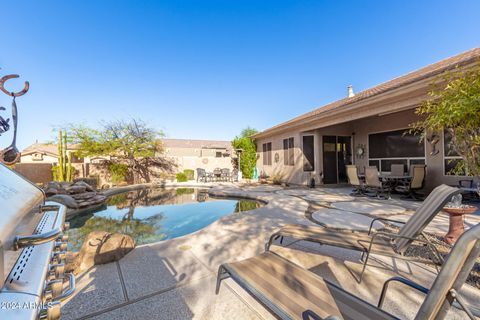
(161, 139, 232, 150)
(21, 143, 79, 156)
(254, 47, 480, 138)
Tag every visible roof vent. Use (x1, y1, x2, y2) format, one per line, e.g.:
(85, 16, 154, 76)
(347, 85, 355, 98)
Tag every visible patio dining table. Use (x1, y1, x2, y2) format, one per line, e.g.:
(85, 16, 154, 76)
(358, 174, 412, 181)
(358, 173, 412, 190)
(379, 174, 412, 181)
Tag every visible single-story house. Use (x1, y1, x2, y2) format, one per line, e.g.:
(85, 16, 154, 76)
(253, 47, 480, 190)
(161, 139, 235, 176)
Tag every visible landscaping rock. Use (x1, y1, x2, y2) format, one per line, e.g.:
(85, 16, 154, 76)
(77, 195, 107, 208)
(65, 251, 79, 273)
(70, 191, 97, 201)
(72, 180, 95, 192)
(42, 180, 106, 210)
(75, 231, 110, 273)
(73, 231, 135, 274)
(47, 194, 79, 209)
(65, 185, 87, 194)
(96, 233, 135, 264)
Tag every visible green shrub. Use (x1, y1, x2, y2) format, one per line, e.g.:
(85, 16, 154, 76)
(176, 172, 188, 182)
(108, 163, 129, 184)
(183, 169, 194, 180)
(176, 188, 194, 195)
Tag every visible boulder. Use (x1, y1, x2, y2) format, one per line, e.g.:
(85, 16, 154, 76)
(77, 195, 107, 208)
(74, 231, 135, 274)
(72, 180, 95, 192)
(75, 231, 110, 273)
(65, 185, 87, 194)
(65, 252, 79, 273)
(44, 181, 65, 196)
(47, 194, 79, 209)
(96, 233, 135, 264)
(70, 191, 97, 201)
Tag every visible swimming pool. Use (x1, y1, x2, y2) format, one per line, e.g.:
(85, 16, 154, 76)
(66, 188, 261, 251)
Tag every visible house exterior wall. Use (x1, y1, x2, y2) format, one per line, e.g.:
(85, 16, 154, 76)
(256, 108, 470, 189)
(168, 155, 234, 175)
(20, 154, 58, 164)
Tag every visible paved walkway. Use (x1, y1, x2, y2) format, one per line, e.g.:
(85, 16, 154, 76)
(62, 184, 480, 319)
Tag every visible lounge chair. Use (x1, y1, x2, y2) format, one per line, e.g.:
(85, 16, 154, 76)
(267, 184, 460, 281)
(216, 223, 480, 320)
(395, 165, 426, 200)
(346, 165, 364, 196)
(365, 167, 392, 199)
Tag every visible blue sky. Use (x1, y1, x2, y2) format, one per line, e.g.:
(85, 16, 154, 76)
(0, 1, 479, 149)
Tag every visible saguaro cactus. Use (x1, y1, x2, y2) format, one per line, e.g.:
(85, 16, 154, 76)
(54, 129, 74, 182)
(57, 130, 65, 181)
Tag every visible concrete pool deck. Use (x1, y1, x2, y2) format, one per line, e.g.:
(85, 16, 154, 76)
(62, 184, 480, 319)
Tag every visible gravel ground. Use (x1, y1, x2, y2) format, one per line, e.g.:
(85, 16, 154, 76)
(382, 224, 479, 288)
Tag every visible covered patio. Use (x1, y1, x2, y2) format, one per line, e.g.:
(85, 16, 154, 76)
(254, 48, 480, 190)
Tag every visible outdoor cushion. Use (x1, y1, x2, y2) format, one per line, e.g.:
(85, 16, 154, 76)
(223, 251, 398, 320)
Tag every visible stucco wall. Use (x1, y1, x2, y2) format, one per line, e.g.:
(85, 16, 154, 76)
(20, 154, 58, 163)
(256, 108, 471, 189)
(167, 155, 234, 179)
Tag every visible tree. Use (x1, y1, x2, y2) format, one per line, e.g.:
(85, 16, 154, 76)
(70, 119, 175, 183)
(411, 63, 480, 176)
(232, 127, 258, 179)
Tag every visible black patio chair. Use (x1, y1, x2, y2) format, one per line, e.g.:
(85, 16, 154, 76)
(196, 168, 207, 182)
(395, 165, 426, 200)
(365, 167, 391, 199)
(221, 168, 230, 182)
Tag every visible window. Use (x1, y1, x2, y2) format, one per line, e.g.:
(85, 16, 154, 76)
(283, 137, 294, 166)
(215, 151, 222, 158)
(368, 129, 425, 172)
(444, 130, 466, 175)
(302, 136, 314, 172)
(262, 142, 272, 165)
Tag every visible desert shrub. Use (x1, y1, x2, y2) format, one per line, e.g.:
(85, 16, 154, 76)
(176, 188, 194, 195)
(271, 173, 284, 185)
(108, 163, 129, 184)
(183, 169, 194, 180)
(176, 172, 188, 182)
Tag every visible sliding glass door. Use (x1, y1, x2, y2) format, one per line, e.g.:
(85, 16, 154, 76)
(322, 136, 352, 184)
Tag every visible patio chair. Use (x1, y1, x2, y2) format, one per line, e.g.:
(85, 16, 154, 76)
(221, 168, 230, 182)
(216, 222, 480, 320)
(365, 167, 391, 199)
(395, 165, 426, 200)
(457, 179, 479, 201)
(346, 165, 365, 196)
(230, 169, 238, 182)
(266, 184, 460, 282)
(390, 164, 405, 176)
(213, 168, 222, 182)
(196, 168, 207, 182)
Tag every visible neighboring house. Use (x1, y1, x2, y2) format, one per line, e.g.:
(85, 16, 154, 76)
(160, 139, 235, 176)
(254, 47, 480, 189)
(17, 143, 88, 184)
(20, 143, 83, 164)
(18, 139, 235, 183)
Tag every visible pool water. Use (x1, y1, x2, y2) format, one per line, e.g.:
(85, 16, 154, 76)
(66, 188, 261, 251)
